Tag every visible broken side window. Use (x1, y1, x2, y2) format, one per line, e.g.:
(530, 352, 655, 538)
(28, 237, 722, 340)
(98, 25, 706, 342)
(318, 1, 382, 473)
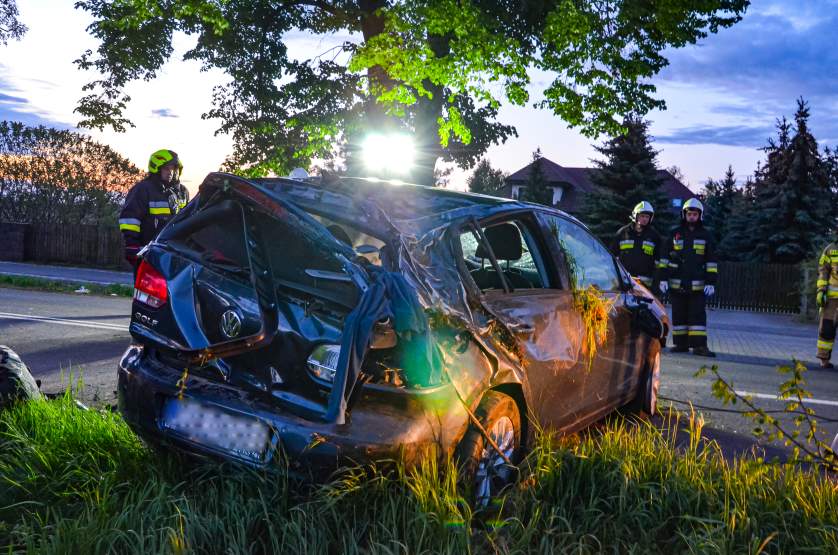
(459, 217, 551, 292)
(309, 214, 390, 269)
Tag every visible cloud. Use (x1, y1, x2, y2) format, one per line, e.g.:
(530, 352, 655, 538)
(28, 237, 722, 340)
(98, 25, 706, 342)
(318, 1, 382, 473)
(657, 124, 776, 148)
(655, 0, 838, 145)
(661, 1, 838, 100)
(0, 77, 72, 128)
(151, 108, 178, 118)
(0, 92, 27, 103)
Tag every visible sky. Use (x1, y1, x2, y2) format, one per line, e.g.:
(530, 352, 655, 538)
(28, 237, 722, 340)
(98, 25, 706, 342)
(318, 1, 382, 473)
(1, 0, 837, 194)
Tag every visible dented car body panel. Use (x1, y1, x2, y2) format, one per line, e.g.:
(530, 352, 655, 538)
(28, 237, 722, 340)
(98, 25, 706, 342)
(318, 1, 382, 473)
(118, 173, 668, 467)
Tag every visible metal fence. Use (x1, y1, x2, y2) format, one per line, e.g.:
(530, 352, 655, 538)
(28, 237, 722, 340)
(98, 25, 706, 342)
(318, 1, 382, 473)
(683, 261, 802, 313)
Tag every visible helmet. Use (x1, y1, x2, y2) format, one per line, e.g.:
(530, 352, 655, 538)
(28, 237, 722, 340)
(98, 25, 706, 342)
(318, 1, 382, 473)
(682, 198, 704, 221)
(631, 201, 655, 223)
(148, 149, 183, 175)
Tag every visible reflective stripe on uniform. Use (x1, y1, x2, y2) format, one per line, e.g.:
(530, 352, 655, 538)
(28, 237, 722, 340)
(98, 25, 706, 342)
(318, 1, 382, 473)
(829, 286, 838, 298)
(642, 240, 655, 255)
(669, 279, 681, 288)
(706, 262, 718, 273)
(620, 240, 634, 250)
(692, 280, 705, 291)
(689, 325, 707, 336)
(148, 201, 171, 215)
(636, 275, 653, 285)
(673, 240, 683, 251)
(672, 325, 688, 336)
(818, 339, 834, 350)
(118, 218, 141, 233)
(657, 258, 669, 269)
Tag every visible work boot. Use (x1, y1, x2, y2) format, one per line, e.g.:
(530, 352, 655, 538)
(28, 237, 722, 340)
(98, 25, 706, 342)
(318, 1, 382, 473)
(669, 346, 689, 353)
(820, 360, 835, 370)
(692, 347, 716, 358)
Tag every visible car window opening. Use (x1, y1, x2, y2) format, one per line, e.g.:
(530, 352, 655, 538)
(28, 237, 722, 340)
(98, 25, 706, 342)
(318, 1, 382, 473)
(460, 219, 550, 292)
(312, 214, 392, 270)
(544, 215, 621, 292)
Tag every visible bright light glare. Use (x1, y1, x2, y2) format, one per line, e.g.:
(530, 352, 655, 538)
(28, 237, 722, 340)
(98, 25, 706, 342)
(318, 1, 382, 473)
(362, 134, 416, 174)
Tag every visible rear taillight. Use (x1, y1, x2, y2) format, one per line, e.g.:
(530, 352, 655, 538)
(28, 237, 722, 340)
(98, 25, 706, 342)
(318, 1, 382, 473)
(134, 260, 168, 308)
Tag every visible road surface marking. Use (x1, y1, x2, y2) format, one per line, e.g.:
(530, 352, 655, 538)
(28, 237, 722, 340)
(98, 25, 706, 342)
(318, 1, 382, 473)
(736, 390, 838, 408)
(0, 311, 129, 332)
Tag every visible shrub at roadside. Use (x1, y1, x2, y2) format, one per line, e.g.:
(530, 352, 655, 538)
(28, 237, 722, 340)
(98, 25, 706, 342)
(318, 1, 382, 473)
(1, 394, 837, 554)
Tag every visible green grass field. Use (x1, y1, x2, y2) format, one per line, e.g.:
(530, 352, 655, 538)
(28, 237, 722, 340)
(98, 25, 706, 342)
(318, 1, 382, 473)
(0, 275, 133, 297)
(1, 394, 836, 554)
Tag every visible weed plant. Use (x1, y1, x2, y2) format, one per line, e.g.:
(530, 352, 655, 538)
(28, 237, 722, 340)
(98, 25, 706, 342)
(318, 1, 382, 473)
(1, 394, 837, 554)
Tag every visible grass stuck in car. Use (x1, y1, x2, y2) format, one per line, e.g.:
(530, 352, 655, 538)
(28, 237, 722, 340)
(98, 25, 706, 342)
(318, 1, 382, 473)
(1, 394, 836, 554)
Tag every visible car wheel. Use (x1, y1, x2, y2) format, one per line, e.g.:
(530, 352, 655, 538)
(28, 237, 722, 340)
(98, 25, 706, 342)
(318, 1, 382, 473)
(628, 341, 661, 417)
(455, 390, 521, 507)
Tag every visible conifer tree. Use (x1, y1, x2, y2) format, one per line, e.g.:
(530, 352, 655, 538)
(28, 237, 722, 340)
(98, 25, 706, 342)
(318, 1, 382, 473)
(467, 159, 506, 195)
(749, 99, 832, 263)
(717, 176, 756, 261)
(701, 165, 740, 259)
(580, 118, 673, 242)
(521, 148, 554, 206)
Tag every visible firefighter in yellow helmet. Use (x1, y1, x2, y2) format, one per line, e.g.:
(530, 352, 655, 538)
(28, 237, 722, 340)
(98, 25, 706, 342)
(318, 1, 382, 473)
(816, 226, 838, 369)
(663, 198, 718, 357)
(610, 201, 666, 296)
(118, 149, 189, 273)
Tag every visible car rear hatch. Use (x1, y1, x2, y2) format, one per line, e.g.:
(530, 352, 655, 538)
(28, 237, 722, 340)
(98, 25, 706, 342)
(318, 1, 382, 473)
(130, 173, 373, 422)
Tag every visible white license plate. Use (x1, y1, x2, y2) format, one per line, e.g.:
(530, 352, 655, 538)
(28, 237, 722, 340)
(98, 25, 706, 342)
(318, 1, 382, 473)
(160, 397, 272, 463)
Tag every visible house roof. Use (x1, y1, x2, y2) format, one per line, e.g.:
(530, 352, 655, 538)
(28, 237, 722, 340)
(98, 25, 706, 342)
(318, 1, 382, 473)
(505, 157, 694, 212)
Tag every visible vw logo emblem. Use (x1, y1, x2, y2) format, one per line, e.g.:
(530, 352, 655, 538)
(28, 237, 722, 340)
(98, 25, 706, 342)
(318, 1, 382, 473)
(220, 309, 242, 339)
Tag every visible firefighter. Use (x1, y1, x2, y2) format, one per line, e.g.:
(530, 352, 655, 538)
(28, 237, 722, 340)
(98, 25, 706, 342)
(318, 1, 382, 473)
(118, 149, 189, 273)
(664, 198, 718, 357)
(611, 201, 667, 295)
(816, 229, 838, 369)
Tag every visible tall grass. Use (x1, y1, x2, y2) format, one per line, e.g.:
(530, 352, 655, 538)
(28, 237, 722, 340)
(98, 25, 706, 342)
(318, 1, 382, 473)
(0, 275, 133, 297)
(2, 395, 836, 554)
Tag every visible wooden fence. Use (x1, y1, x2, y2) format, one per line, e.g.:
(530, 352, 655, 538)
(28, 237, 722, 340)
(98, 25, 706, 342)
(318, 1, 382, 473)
(22, 223, 130, 270)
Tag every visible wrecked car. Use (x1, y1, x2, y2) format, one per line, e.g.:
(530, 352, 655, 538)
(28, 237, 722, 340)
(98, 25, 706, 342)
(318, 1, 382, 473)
(117, 172, 668, 500)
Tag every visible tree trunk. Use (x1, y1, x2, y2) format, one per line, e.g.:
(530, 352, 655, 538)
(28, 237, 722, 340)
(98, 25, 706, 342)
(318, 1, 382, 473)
(411, 33, 450, 186)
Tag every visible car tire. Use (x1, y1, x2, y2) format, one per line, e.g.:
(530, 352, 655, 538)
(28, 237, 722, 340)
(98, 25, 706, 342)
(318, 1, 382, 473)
(627, 341, 661, 417)
(454, 390, 521, 507)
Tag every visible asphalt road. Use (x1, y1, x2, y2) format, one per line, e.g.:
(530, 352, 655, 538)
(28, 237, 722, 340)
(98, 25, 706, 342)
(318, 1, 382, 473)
(0, 287, 131, 404)
(2, 286, 836, 458)
(660, 310, 838, 452)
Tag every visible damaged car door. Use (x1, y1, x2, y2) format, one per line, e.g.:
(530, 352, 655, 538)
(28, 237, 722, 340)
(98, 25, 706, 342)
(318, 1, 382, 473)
(455, 212, 599, 430)
(539, 213, 639, 413)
